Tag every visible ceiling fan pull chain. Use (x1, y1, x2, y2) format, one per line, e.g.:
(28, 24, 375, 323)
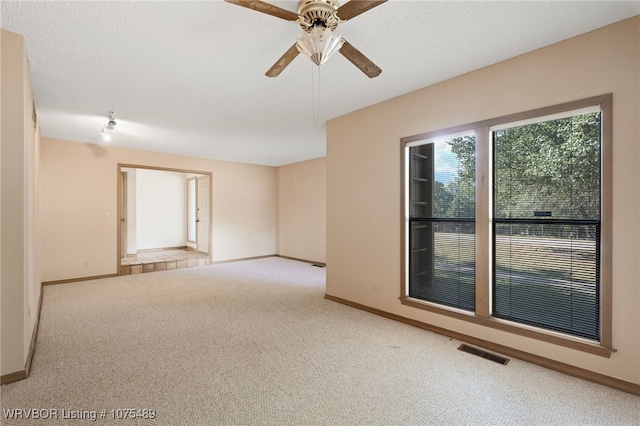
(312, 63, 321, 127)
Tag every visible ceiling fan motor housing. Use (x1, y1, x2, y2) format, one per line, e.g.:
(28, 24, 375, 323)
(297, 0, 341, 32)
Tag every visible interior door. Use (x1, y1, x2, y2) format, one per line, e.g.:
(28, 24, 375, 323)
(187, 177, 197, 243)
(119, 171, 127, 258)
(196, 176, 210, 254)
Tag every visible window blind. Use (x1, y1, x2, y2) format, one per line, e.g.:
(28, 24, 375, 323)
(492, 112, 601, 340)
(408, 136, 476, 311)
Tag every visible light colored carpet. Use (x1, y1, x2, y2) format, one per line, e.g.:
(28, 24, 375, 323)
(1, 257, 638, 425)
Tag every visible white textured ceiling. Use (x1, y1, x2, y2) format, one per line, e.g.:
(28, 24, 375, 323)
(2, 1, 638, 166)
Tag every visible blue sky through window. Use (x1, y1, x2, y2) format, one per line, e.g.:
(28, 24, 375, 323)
(434, 140, 458, 185)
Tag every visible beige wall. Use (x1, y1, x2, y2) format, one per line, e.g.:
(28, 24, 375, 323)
(1, 30, 41, 377)
(276, 157, 326, 263)
(41, 138, 276, 282)
(326, 16, 640, 384)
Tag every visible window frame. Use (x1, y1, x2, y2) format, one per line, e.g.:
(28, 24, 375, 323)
(400, 94, 613, 357)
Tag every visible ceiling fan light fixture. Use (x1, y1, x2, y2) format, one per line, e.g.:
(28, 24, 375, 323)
(296, 26, 344, 66)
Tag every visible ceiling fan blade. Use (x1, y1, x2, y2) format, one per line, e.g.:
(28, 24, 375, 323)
(225, 0, 299, 21)
(266, 43, 301, 77)
(336, 0, 387, 21)
(339, 40, 382, 78)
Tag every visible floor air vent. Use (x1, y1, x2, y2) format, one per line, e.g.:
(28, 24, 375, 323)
(458, 344, 510, 365)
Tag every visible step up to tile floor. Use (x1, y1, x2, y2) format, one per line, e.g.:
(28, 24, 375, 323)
(120, 249, 210, 275)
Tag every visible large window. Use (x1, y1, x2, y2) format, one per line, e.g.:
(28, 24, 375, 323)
(492, 111, 601, 340)
(402, 95, 612, 355)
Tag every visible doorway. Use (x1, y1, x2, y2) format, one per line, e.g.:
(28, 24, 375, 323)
(117, 164, 212, 275)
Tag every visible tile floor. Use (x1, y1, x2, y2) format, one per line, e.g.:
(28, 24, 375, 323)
(120, 248, 210, 275)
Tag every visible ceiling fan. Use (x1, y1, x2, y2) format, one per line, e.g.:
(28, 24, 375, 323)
(225, 0, 387, 78)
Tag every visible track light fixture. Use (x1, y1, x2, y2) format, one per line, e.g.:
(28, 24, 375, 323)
(101, 111, 116, 141)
